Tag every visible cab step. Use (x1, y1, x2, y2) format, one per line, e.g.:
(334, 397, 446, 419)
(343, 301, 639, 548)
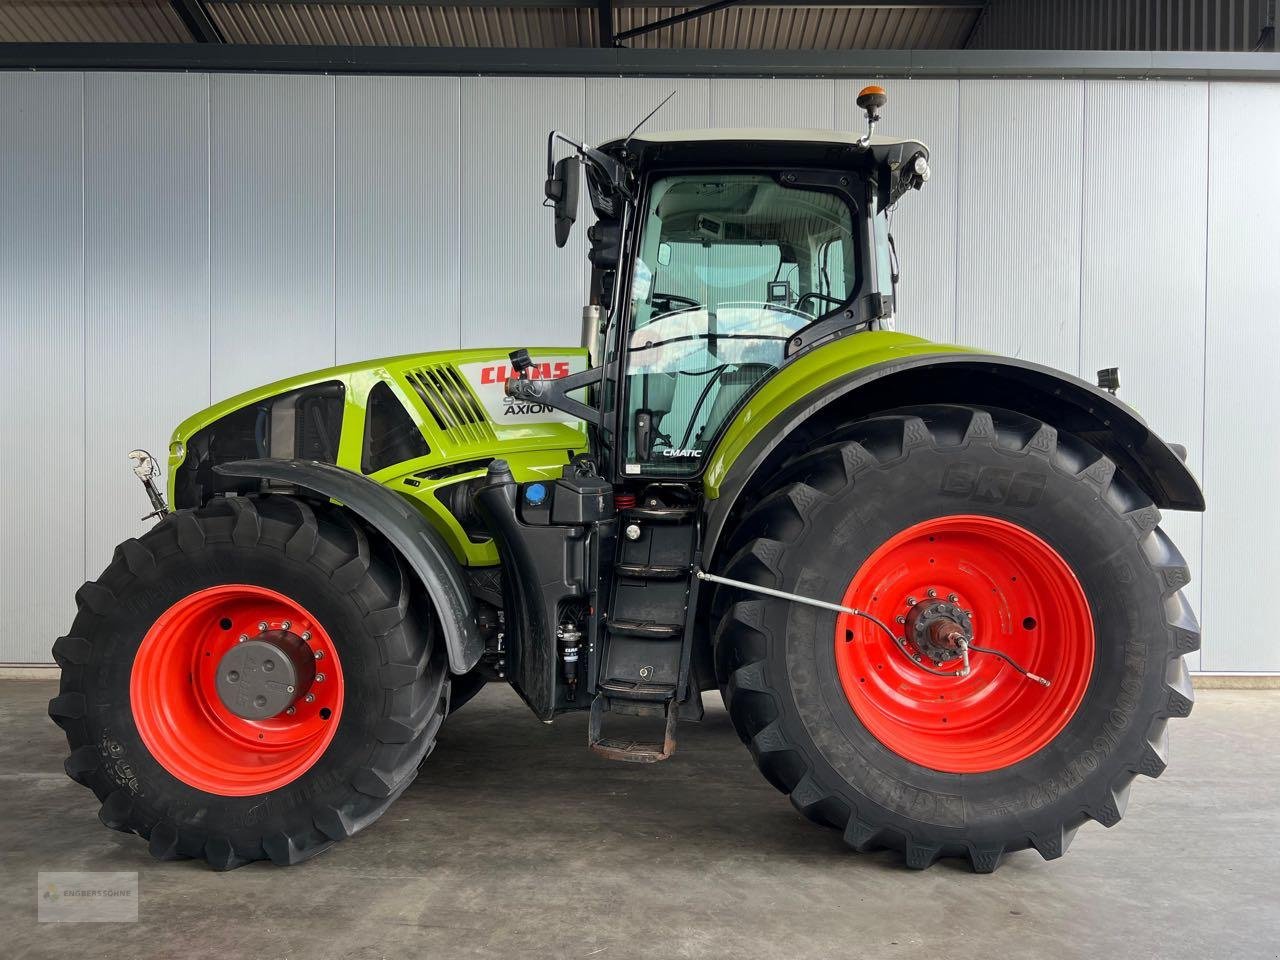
(615, 562, 688, 580)
(605, 618, 683, 639)
(626, 505, 695, 522)
(589, 692, 678, 763)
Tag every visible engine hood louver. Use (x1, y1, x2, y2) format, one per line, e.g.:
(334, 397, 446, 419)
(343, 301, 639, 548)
(405, 362, 496, 446)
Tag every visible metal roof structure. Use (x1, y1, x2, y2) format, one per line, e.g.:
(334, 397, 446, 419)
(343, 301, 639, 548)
(1, 1, 986, 49)
(0, 1, 1275, 75)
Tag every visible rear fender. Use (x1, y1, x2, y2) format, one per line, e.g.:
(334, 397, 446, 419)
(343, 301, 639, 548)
(214, 459, 484, 674)
(703, 353, 1204, 564)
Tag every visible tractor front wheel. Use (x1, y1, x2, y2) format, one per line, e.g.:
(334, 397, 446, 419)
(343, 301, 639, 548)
(714, 404, 1199, 871)
(49, 495, 449, 869)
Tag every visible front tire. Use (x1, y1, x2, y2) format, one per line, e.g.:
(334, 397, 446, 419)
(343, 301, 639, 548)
(49, 495, 449, 870)
(714, 404, 1199, 872)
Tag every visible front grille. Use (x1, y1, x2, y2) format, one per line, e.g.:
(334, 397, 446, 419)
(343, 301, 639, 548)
(405, 363, 495, 445)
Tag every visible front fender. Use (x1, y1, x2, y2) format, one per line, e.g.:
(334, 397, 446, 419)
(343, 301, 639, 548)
(703, 350, 1204, 563)
(214, 459, 483, 674)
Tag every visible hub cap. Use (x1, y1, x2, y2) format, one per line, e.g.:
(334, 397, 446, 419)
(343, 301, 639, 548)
(834, 515, 1094, 773)
(130, 584, 344, 796)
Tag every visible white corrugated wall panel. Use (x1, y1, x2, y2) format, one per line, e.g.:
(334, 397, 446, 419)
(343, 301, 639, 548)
(584, 77, 712, 146)
(1202, 82, 1280, 672)
(210, 74, 337, 400)
(458, 77, 587, 348)
(0, 73, 83, 663)
(835, 79, 959, 343)
(956, 80, 1085, 367)
(709, 78, 836, 129)
(83, 73, 212, 582)
(336, 76, 462, 363)
(1078, 80, 1209, 671)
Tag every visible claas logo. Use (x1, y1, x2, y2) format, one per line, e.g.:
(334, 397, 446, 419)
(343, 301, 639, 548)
(479, 362, 571, 384)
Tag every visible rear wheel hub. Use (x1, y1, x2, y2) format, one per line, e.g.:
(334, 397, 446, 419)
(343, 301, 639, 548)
(903, 599, 972, 665)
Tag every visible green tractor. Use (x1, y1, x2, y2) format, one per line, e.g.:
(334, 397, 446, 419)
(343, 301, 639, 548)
(50, 87, 1202, 873)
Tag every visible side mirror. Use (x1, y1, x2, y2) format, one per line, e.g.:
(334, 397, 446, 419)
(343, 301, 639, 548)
(545, 156, 580, 248)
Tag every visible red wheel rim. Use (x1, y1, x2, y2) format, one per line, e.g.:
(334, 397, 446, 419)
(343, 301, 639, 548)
(834, 515, 1094, 773)
(130, 584, 344, 796)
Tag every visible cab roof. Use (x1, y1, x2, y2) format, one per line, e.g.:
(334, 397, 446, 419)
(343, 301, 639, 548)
(601, 127, 929, 153)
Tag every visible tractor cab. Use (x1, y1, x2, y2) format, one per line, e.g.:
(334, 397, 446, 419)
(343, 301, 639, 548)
(528, 87, 931, 483)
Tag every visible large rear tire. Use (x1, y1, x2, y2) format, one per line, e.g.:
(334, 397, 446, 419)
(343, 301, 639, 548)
(49, 494, 449, 870)
(714, 404, 1199, 872)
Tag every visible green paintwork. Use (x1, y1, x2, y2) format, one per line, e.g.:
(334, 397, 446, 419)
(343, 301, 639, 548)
(166, 332, 981, 567)
(167, 347, 589, 566)
(702, 331, 982, 498)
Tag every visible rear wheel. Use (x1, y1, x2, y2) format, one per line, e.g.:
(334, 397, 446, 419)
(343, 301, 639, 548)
(714, 404, 1199, 871)
(49, 495, 449, 869)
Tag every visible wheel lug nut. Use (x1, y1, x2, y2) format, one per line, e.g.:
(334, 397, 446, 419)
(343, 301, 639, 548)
(926, 588, 937, 598)
(301, 631, 312, 642)
(313, 650, 324, 660)
(948, 594, 958, 603)
(905, 597, 917, 607)
(305, 693, 315, 703)
(286, 685, 294, 694)
(258, 621, 268, 632)
(895, 615, 906, 625)
(237, 634, 248, 644)
(285, 706, 295, 715)
(315, 673, 325, 683)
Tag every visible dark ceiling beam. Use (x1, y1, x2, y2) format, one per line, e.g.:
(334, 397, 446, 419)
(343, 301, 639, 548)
(170, 0, 225, 43)
(597, 0, 614, 47)
(614, 0, 746, 44)
(2, 44, 1277, 80)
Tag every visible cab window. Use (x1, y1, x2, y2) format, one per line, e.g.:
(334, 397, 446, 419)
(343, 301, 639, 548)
(624, 173, 859, 472)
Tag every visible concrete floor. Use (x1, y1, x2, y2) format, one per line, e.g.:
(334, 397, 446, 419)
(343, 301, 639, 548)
(2, 680, 1277, 960)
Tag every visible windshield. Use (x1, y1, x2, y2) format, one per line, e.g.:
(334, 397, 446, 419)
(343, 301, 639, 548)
(623, 173, 860, 473)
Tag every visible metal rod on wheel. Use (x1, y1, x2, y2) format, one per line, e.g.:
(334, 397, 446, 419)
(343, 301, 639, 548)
(695, 569, 865, 618)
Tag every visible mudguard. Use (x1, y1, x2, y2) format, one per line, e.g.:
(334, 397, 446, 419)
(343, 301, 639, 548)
(704, 352, 1205, 563)
(214, 459, 484, 674)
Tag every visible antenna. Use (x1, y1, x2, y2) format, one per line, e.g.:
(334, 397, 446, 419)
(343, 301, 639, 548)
(623, 90, 677, 150)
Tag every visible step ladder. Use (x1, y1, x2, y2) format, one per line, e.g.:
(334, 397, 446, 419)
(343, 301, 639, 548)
(589, 499, 701, 762)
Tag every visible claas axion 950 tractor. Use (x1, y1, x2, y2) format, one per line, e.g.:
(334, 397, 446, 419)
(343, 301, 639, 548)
(51, 87, 1203, 873)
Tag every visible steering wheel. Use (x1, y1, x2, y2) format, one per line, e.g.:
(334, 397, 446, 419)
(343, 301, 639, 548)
(652, 291, 700, 312)
(796, 292, 846, 314)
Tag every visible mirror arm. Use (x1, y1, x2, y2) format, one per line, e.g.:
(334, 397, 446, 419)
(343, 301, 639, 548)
(545, 130, 631, 201)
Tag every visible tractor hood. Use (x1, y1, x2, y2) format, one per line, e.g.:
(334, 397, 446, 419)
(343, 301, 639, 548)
(167, 347, 589, 563)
